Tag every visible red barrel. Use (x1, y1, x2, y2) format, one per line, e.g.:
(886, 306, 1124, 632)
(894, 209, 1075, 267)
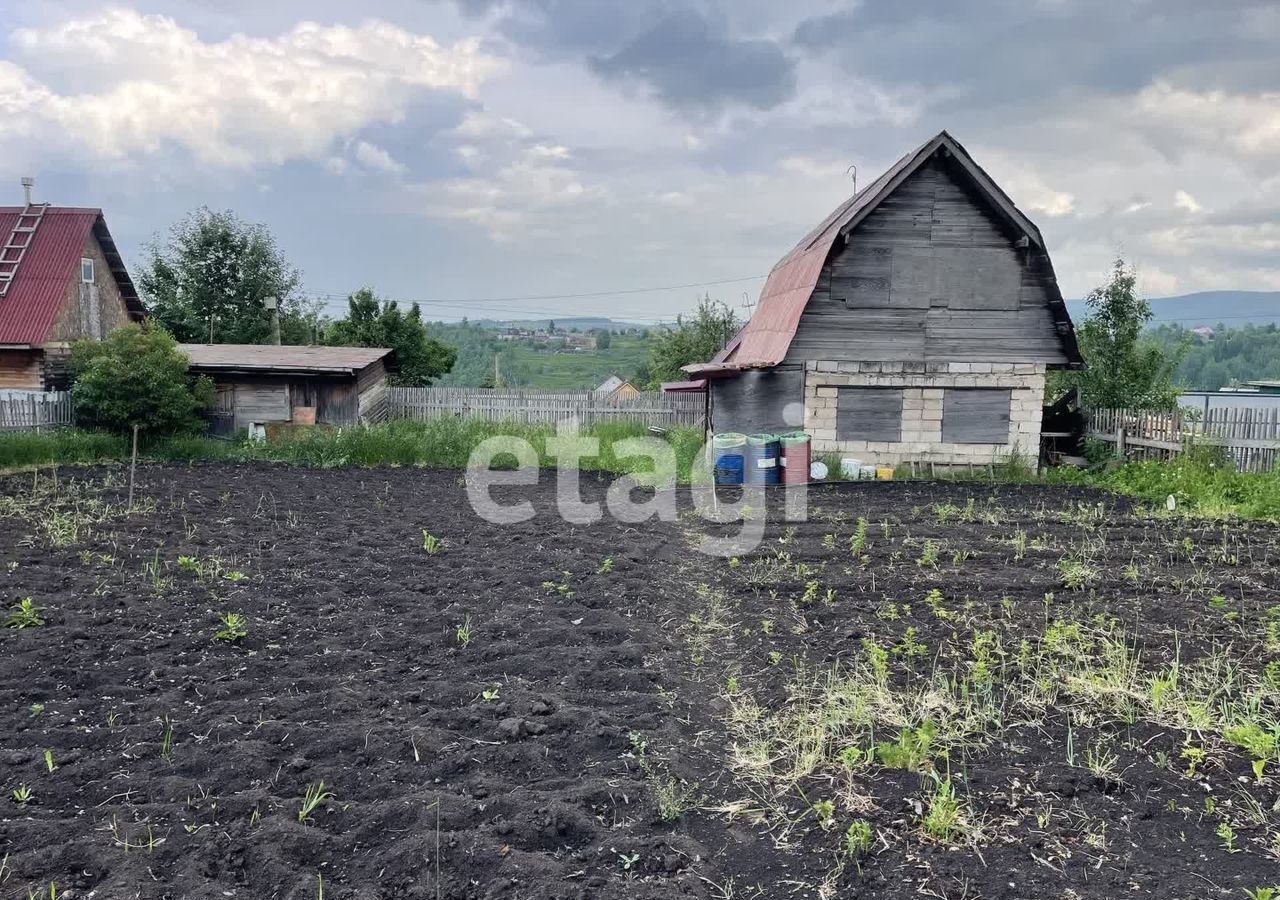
(780, 431, 811, 484)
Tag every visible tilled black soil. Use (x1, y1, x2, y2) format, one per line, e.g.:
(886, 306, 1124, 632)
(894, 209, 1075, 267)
(0, 465, 1277, 900)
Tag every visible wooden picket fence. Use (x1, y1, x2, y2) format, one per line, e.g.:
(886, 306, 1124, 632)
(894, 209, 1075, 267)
(1087, 406, 1280, 472)
(0, 391, 74, 431)
(388, 387, 705, 428)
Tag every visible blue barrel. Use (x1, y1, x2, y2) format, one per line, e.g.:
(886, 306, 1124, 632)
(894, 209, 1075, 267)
(712, 432, 747, 485)
(746, 433, 781, 485)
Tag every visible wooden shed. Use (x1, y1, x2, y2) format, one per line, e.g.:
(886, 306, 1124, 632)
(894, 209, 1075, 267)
(681, 130, 1082, 468)
(178, 344, 395, 431)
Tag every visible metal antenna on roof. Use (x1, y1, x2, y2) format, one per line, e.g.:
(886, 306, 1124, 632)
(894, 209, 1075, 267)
(845, 165, 857, 195)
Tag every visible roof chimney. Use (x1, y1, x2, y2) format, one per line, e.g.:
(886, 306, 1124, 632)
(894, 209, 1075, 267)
(20, 177, 34, 207)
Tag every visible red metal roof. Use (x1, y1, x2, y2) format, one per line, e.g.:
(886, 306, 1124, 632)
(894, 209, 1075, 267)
(683, 130, 1080, 374)
(0, 206, 144, 346)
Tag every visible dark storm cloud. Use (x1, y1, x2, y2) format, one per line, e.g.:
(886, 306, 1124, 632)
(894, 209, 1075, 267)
(792, 0, 1276, 105)
(589, 10, 795, 110)
(452, 0, 797, 111)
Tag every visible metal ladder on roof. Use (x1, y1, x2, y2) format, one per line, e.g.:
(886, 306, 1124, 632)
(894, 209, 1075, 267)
(0, 204, 49, 298)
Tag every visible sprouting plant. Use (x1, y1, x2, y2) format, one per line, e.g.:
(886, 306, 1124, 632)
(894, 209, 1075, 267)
(177, 555, 201, 573)
(298, 781, 334, 825)
(822, 533, 836, 551)
(159, 717, 175, 762)
(617, 851, 640, 872)
(4, 598, 45, 629)
(862, 639, 890, 686)
(1218, 821, 1239, 853)
(845, 819, 873, 858)
(799, 580, 819, 605)
(923, 588, 950, 620)
(29, 703, 44, 718)
(222, 569, 247, 582)
(811, 798, 836, 830)
(849, 517, 868, 556)
(597, 556, 614, 574)
(916, 539, 939, 569)
(1244, 888, 1280, 900)
(1057, 556, 1099, 591)
(921, 775, 964, 843)
(1182, 742, 1207, 778)
(876, 721, 937, 771)
(541, 571, 573, 596)
(456, 615, 473, 648)
(213, 612, 248, 643)
(27, 882, 56, 900)
(43, 750, 56, 773)
(421, 531, 443, 554)
(12, 784, 32, 805)
(1010, 529, 1027, 561)
(481, 686, 500, 703)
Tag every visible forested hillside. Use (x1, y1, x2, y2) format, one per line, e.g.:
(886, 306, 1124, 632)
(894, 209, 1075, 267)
(1150, 323, 1280, 390)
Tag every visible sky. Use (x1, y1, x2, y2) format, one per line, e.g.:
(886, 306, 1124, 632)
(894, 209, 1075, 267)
(1, 0, 1277, 325)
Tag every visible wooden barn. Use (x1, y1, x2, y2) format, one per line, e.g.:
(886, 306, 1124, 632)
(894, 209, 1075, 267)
(179, 344, 395, 432)
(681, 130, 1082, 468)
(0, 185, 146, 391)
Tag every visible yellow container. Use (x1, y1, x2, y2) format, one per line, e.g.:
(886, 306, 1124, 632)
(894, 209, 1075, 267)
(875, 466, 895, 481)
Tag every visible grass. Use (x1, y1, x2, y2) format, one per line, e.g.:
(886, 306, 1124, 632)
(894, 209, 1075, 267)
(0, 420, 708, 482)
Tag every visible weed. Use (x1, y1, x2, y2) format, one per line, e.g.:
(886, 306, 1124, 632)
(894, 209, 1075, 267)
(811, 798, 836, 830)
(597, 556, 614, 574)
(421, 531, 443, 554)
(213, 612, 248, 643)
(43, 750, 55, 773)
(845, 819, 874, 858)
(1245, 888, 1280, 900)
(298, 782, 334, 825)
(917, 539, 940, 569)
(876, 721, 938, 771)
(159, 717, 175, 762)
(1057, 555, 1099, 590)
(456, 615, 473, 648)
(920, 775, 966, 843)
(4, 598, 45, 629)
(849, 517, 868, 556)
(481, 686, 500, 703)
(617, 851, 640, 872)
(12, 784, 31, 805)
(1218, 821, 1239, 853)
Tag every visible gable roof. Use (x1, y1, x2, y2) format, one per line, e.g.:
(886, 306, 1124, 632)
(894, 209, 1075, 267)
(685, 130, 1081, 374)
(0, 207, 144, 346)
(179, 343, 395, 376)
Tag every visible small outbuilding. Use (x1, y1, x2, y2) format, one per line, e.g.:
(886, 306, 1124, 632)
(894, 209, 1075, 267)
(594, 374, 642, 402)
(179, 344, 395, 432)
(679, 130, 1082, 469)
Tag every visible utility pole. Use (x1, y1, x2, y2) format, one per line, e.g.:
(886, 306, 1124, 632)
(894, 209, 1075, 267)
(265, 296, 281, 345)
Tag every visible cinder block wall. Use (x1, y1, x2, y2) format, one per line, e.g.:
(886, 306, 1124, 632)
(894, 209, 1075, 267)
(804, 360, 1045, 467)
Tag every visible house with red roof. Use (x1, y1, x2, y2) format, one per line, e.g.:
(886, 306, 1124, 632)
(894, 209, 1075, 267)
(677, 131, 1083, 469)
(0, 182, 145, 391)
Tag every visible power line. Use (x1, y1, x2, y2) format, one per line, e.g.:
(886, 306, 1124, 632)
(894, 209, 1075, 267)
(300, 273, 768, 306)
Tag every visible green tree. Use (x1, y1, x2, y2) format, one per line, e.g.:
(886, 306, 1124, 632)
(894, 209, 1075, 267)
(139, 207, 311, 344)
(1052, 258, 1187, 410)
(325, 288, 457, 386)
(70, 322, 214, 435)
(595, 329, 612, 350)
(644, 295, 739, 387)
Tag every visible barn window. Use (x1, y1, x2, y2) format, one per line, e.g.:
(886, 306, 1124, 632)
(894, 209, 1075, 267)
(942, 389, 1012, 443)
(836, 387, 903, 442)
(80, 258, 94, 283)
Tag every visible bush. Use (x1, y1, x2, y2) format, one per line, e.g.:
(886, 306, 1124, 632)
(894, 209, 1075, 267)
(71, 323, 214, 435)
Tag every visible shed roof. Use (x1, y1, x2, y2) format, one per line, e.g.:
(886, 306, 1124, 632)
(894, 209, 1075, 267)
(0, 206, 145, 345)
(684, 130, 1081, 375)
(178, 344, 394, 376)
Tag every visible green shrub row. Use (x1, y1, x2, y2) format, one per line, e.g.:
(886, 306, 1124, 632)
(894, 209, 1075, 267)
(0, 420, 707, 482)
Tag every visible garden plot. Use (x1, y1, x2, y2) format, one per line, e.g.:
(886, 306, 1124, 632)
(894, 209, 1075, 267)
(1, 466, 1278, 900)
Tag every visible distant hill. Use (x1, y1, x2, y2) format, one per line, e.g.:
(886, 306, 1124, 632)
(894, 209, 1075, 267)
(1065, 291, 1280, 327)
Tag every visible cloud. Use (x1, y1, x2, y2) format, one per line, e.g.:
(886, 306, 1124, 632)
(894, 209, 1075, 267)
(454, 0, 798, 113)
(588, 10, 795, 111)
(1174, 189, 1202, 213)
(1, 8, 503, 171)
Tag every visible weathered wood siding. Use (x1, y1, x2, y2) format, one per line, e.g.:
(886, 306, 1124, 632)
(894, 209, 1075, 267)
(941, 388, 1012, 443)
(709, 366, 803, 434)
(835, 387, 903, 442)
(0, 350, 43, 390)
(47, 232, 133, 344)
(784, 155, 1067, 365)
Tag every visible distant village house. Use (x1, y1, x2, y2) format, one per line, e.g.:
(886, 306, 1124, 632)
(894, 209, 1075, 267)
(0, 181, 146, 391)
